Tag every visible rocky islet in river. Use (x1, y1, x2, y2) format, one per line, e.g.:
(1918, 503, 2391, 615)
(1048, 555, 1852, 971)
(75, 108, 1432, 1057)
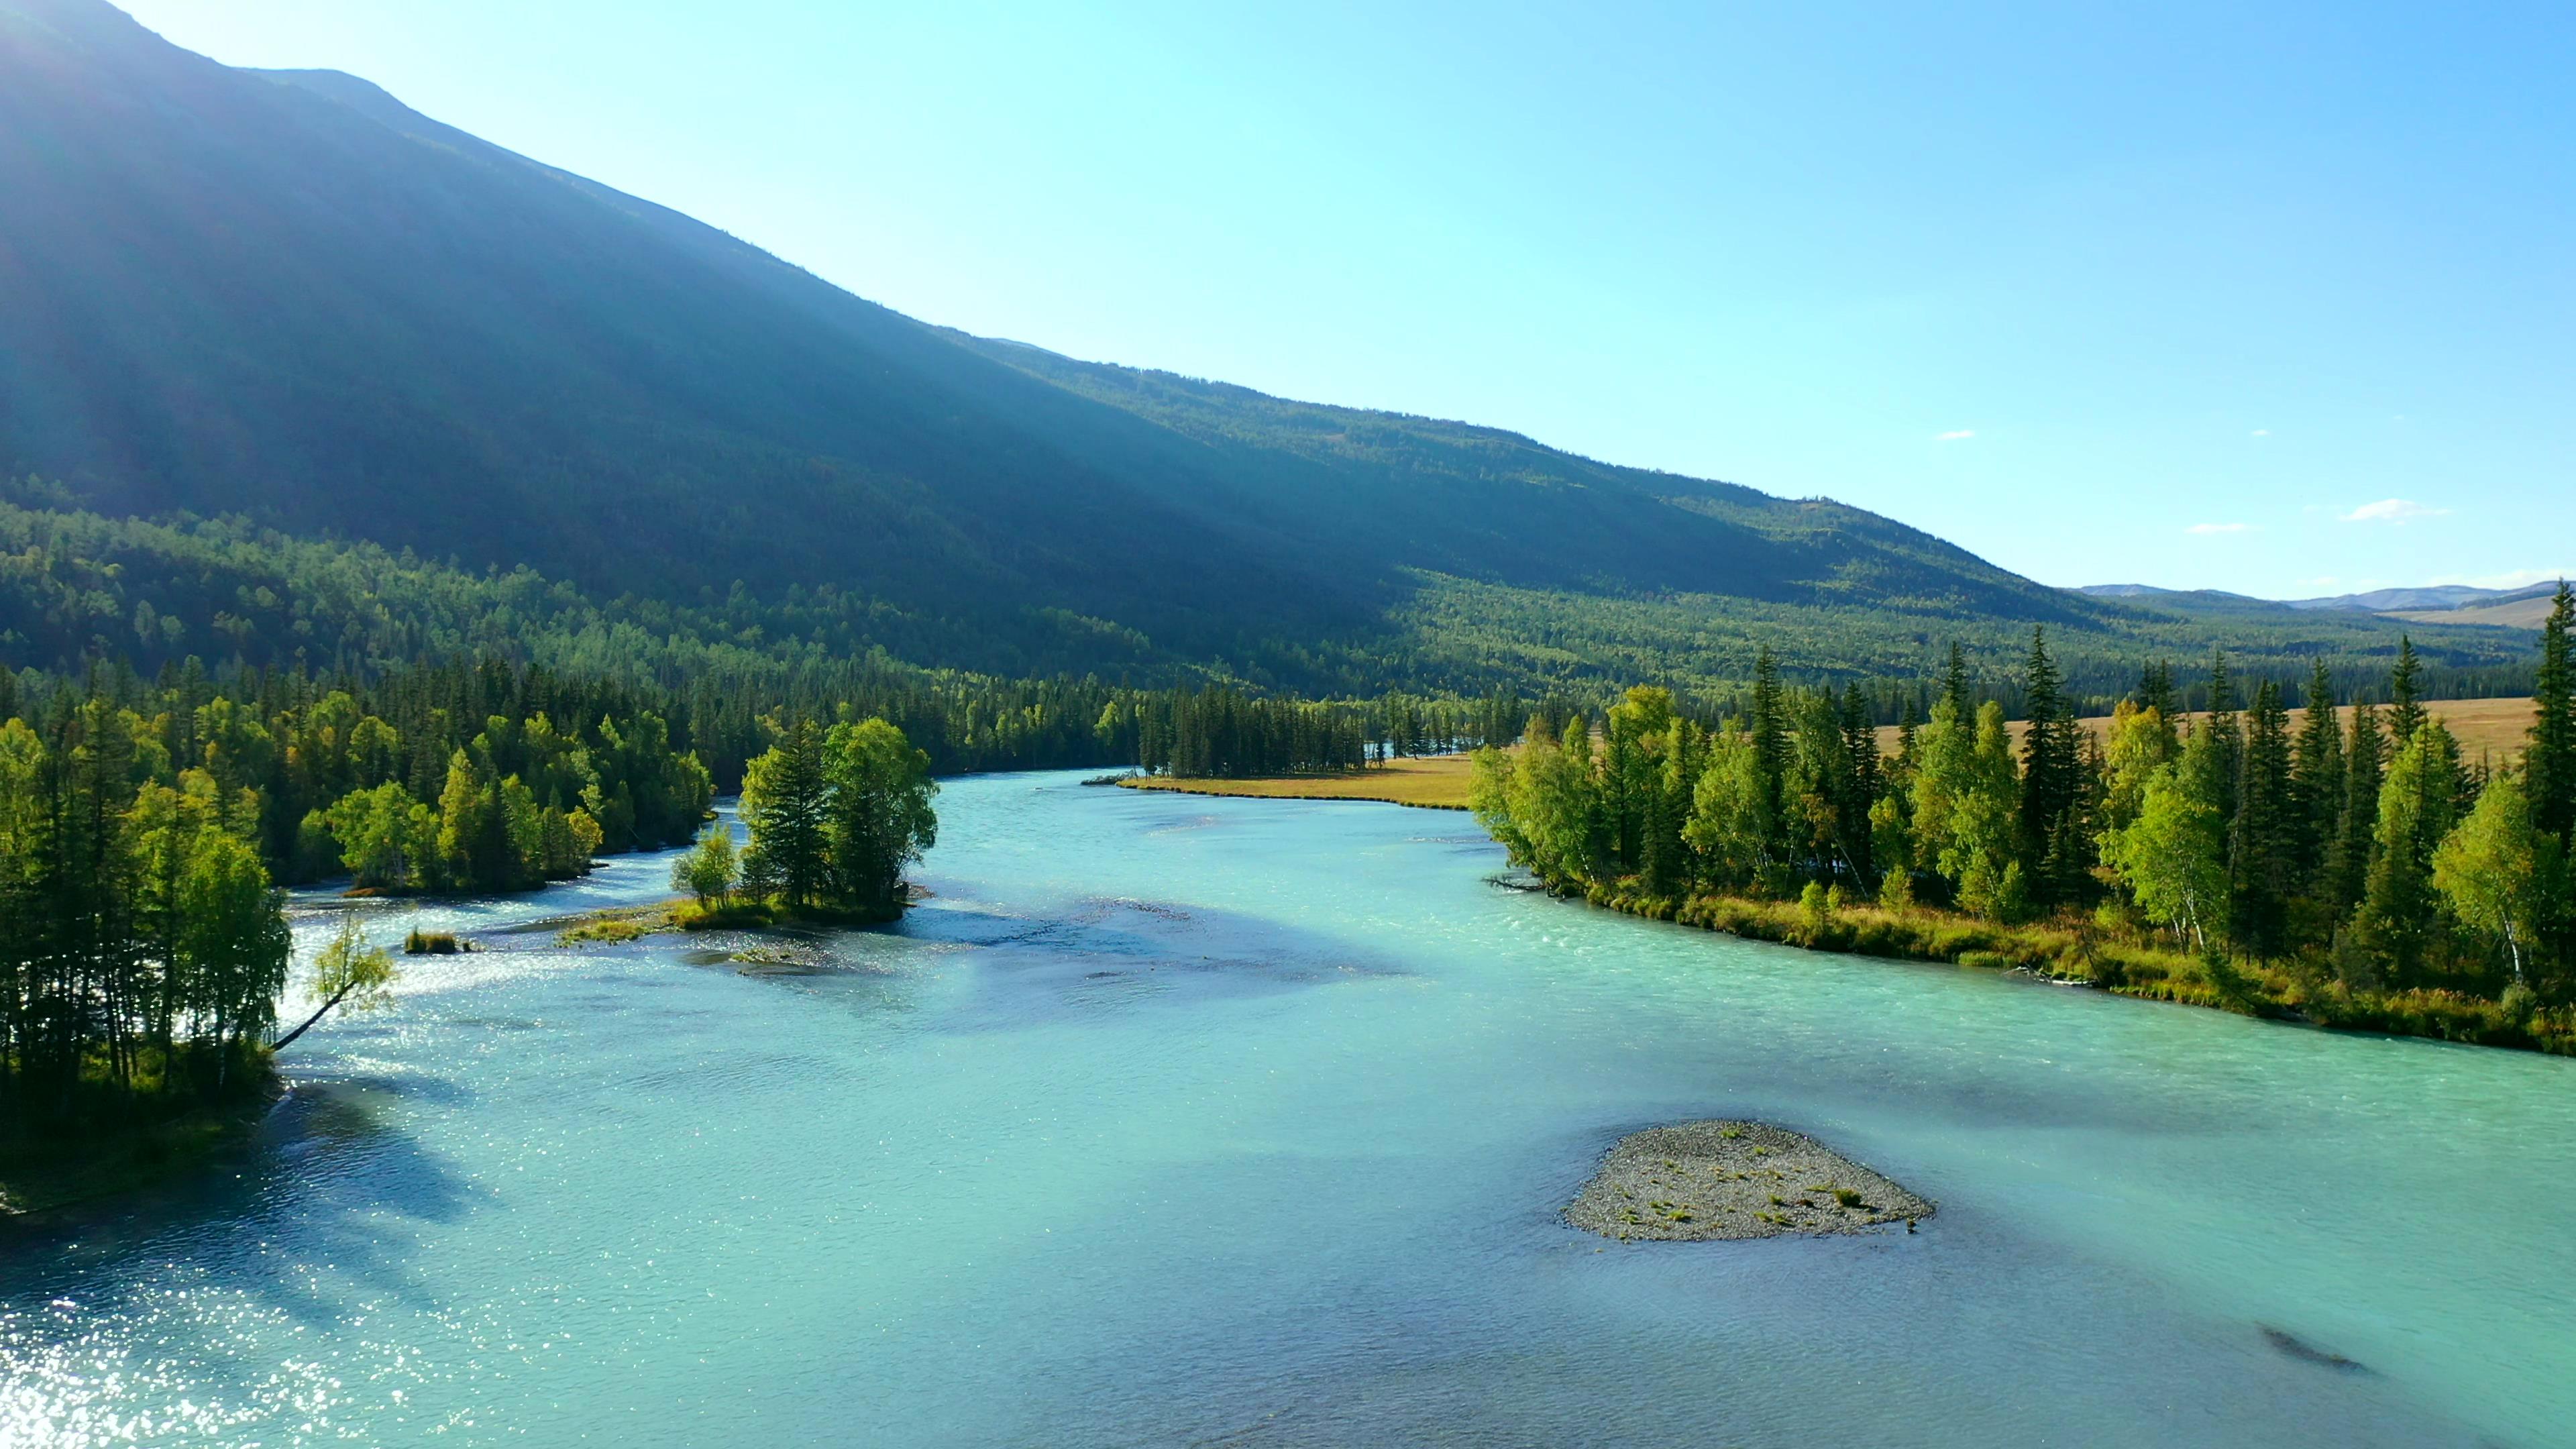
(1566, 1120, 1933, 1241)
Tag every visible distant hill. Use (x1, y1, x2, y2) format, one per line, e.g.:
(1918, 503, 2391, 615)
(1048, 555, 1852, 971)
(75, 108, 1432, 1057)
(2076, 580, 2563, 632)
(0, 0, 2540, 701)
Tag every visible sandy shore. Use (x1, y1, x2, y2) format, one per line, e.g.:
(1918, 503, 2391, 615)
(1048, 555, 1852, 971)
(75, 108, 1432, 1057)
(1565, 1120, 1933, 1241)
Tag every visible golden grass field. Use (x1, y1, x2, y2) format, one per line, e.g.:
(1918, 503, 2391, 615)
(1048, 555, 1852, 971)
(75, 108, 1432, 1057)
(1118, 696, 2540, 813)
(1118, 755, 1477, 809)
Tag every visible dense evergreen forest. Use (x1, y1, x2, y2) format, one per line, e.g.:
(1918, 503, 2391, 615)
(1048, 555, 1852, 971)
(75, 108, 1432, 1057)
(3, 492, 2540, 711)
(1471, 586, 2576, 1053)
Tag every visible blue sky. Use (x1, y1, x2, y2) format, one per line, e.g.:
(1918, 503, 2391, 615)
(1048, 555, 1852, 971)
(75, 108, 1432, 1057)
(119, 1, 2573, 598)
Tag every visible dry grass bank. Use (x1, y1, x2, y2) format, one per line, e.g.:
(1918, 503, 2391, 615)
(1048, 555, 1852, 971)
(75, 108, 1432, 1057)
(1118, 755, 1476, 809)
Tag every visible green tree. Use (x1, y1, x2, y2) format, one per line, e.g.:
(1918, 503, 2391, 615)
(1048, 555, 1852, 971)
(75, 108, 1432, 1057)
(2433, 772, 2558, 987)
(2290, 660, 2345, 885)
(2227, 680, 2298, 957)
(2355, 721, 2464, 987)
(741, 719, 833, 908)
(2325, 702, 2385, 916)
(173, 830, 291, 1083)
(1685, 727, 1775, 892)
(2017, 627, 2085, 902)
(273, 914, 397, 1051)
(670, 822, 742, 906)
(2386, 636, 2426, 746)
(327, 782, 441, 890)
(821, 717, 940, 913)
(2102, 763, 2225, 954)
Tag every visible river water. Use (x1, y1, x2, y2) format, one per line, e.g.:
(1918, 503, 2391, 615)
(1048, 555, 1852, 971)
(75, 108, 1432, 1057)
(3, 770, 2571, 1446)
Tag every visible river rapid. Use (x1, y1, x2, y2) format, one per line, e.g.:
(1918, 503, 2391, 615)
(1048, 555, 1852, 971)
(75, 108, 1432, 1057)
(4, 769, 2571, 1446)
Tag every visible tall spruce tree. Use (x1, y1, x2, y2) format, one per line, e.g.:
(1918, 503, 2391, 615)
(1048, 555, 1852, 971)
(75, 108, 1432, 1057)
(2017, 628, 2084, 903)
(1941, 643, 1970, 717)
(2326, 701, 2385, 916)
(2530, 582, 2575, 847)
(1750, 648, 1788, 865)
(2228, 680, 2298, 957)
(2290, 660, 2344, 885)
(2138, 660, 2175, 722)
(2386, 636, 2427, 746)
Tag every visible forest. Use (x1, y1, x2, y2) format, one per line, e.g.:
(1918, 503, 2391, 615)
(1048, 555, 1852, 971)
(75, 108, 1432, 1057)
(1470, 586, 2576, 1054)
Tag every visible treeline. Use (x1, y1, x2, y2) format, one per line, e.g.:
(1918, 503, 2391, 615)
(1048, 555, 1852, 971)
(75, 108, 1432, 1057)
(1, 657, 713, 894)
(1474, 587, 2576, 1032)
(1, 696, 288, 1137)
(6, 490, 2544, 710)
(1106, 687, 1527, 777)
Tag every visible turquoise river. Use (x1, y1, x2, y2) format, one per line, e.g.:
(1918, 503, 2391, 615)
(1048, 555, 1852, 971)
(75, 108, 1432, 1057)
(4, 770, 2573, 1446)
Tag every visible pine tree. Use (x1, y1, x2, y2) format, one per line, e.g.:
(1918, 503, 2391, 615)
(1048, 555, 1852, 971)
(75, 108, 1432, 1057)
(2290, 659, 2344, 885)
(2386, 637, 2426, 746)
(1941, 642, 1970, 717)
(2138, 660, 2174, 722)
(2227, 680, 2297, 957)
(1750, 649, 1788, 865)
(2326, 702, 2385, 916)
(2017, 628, 2083, 902)
(741, 718, 831, 908)
(2529, 582, 2575, 847)
(2204, 649, 2243, 828)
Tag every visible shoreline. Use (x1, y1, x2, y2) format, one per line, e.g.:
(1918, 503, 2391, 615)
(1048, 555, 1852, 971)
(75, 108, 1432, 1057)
(1562, 881, 2576, 1058)
(0, 1070, 284, 1222)
(1116, 756, 1477, 811)
(1104, 770, 2575, 1059)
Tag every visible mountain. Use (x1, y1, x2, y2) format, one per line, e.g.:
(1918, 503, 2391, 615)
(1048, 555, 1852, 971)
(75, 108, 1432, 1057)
(0, 0, 2538, 700)
(2077, 580, 2562, 627)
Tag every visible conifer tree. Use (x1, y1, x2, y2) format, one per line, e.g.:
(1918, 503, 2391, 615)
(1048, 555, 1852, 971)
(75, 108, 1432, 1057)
(2326, 702, 2385, 916)
(2017, 627, 2083, 901)
(2228, 680, 2297, 957)
(1941, 643, 1970, 718)
(741, 718, 831, 907)
(2290, 660, 2344, 884)
(1749, 649, 1788, 864)
(2528, 582, 2575, 847)
(2138, 659, 2175, 723)
(2387, 636, 2427, 746)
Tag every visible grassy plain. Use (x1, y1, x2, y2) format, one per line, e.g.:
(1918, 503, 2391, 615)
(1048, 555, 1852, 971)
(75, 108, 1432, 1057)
(1118, 756, 1477, 809)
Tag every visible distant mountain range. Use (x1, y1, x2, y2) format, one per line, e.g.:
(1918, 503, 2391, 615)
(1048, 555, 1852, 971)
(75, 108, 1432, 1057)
(2074, 581, 2564, 629)
(0, 0, 2544, 698)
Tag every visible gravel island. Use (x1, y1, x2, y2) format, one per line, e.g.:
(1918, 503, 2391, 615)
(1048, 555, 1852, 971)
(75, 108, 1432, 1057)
(1566, 1120, 1934, 1241)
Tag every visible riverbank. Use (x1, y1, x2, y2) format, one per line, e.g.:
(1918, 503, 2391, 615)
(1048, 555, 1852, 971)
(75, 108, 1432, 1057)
(555, 895, 904, 945)
(0, 1066, 282, 1220)
(1118, 756, 1474, 810)
(1571, 880, 2576, 1056)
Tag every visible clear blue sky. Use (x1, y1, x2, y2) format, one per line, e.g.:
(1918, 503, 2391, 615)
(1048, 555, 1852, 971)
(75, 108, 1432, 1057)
(118, 1, 2574, 598)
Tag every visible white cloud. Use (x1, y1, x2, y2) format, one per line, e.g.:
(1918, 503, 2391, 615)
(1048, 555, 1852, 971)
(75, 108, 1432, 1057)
(2188, 522, 2254, 535)
(2342, 498, 2451, 523)
(1933, 429, 1975, 442)
(2251, 429, 2270, 437)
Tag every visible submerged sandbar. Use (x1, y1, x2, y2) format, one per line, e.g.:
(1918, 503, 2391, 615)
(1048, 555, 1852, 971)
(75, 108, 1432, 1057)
(1566, 1120, 1933, 1241)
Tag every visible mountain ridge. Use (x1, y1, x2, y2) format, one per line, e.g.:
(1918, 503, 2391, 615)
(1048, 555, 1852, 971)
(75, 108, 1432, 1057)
(0, 0, 2538, 697)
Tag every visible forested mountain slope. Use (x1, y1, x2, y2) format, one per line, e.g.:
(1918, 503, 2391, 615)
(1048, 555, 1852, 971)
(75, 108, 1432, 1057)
(0, 0, 2534, 699)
